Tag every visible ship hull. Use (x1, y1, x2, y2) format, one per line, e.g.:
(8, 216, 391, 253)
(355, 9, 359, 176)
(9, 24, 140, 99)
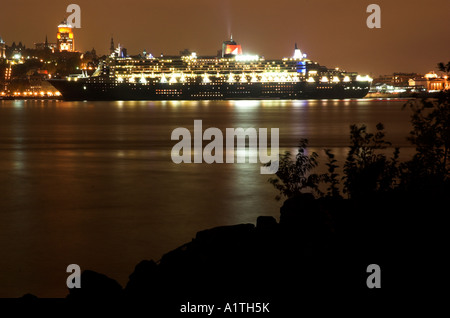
(48, 79, 370, 101)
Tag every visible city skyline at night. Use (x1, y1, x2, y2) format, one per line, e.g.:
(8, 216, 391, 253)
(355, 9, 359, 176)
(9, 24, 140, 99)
(0, 0, 449, 308)
(0, 0, 449, 76)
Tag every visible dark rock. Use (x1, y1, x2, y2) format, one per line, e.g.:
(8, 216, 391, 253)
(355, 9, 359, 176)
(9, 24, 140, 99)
(280, 194, 334, 238)
(20, 293, 38, 301)
(256, 216, 278, 231)
(156, 223, 262, 298)
(279, 193, 315, 226)
(195, 223, 255, 245)
(124, 259, 158, 298)
(158, 242, 192, 270)
(67, 270, 123, 301)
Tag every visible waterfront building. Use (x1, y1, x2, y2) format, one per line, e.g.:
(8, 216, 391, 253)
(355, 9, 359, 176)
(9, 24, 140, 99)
(0, 36, 5, 59)
(0, 62, 12, 92)
(409, 71, 449, 92)
(373, 72, 420, 87)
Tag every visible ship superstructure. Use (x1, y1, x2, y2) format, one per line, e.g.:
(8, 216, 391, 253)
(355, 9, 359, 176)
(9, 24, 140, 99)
(49, 37, 372, 100)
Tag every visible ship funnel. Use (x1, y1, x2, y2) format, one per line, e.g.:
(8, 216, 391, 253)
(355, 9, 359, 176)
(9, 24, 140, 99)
(293, 43, 303, 59)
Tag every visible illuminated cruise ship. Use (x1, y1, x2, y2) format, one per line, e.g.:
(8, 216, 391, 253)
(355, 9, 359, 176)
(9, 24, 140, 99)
(49, 37, 372, 100)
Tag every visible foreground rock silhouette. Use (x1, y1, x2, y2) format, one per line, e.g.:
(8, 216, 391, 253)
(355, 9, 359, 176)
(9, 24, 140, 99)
(15, 192, 446, 314)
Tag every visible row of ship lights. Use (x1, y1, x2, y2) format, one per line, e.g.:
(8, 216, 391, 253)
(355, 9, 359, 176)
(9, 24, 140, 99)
(67, 50, 373, 84)
(108, 73, 373, 84)
(115, 51, 373, 83)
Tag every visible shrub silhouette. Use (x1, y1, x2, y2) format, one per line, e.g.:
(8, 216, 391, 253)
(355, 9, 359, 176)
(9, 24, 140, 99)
(437, 61, 450, 75)
(266, 138, 322, 201)
(323, 149, 341, 198)
(343, 123, 399, 199)
(266, 90, 449, 200)
(401, 91, 450, 192)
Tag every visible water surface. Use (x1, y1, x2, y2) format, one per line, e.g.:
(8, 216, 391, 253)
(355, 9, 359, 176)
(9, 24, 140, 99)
(0, 98, 413, 297)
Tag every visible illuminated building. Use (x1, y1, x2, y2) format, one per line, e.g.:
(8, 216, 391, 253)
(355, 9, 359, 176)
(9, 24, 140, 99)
(373, 72, 420, 87)
(49, 37, 372, 100)
(370, 70, 449, 94)
(0, 36, 5, 59)
(1, 62, 11, 92)
(8, 41, 25, 61)
(57, 20, 75, 52)
(110, 37, 115, 55)
(409, 71, 450, 92)
(35, 35, 57, 52)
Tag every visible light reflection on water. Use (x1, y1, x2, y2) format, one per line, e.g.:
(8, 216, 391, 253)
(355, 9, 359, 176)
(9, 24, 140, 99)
(0, 99, 414, 297)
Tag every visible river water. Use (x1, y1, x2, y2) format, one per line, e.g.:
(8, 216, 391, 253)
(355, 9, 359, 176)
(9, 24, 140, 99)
(0, 98, 414, 297)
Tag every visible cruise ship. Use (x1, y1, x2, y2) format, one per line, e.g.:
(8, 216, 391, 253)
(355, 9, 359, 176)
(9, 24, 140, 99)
(49, 37, 372, 100)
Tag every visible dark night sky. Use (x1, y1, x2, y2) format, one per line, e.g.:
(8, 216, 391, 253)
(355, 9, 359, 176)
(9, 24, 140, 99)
(1, 0, 449, 76)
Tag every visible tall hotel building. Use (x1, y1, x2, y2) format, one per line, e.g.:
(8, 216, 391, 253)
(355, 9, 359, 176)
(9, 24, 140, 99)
(0, 36, 6, 58)
(57, 20, 74, 52)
